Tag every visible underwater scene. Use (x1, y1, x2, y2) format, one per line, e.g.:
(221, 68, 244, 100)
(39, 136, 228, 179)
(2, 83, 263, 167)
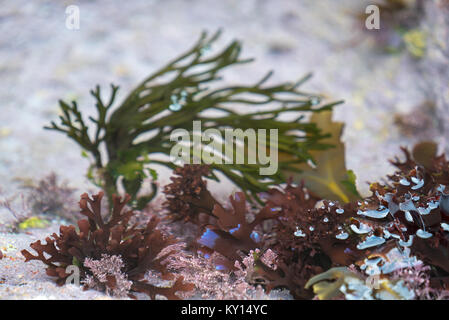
(1, 0, 449, 304)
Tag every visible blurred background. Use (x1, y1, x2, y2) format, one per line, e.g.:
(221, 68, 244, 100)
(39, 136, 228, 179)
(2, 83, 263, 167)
(0, 0, 448, 197)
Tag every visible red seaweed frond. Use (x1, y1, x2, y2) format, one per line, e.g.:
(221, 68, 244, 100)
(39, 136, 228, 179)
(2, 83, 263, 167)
(21, 192, 193, 299)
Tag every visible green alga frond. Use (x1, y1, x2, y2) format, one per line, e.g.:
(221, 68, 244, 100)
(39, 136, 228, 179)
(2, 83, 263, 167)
(46, 30, 342, 208)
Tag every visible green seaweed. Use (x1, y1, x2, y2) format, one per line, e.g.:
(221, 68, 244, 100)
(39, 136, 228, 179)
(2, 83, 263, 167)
(46, 31, 341, 208)
(18, 216, 49, 230)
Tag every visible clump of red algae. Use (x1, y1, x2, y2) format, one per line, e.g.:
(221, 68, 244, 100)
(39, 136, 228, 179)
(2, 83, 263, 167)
(163, 164, 219, 224)
(22, 142, 449, 300)
(292, 142, 449, 299)
(162, 142, 449, 299)
(21, 191, 194, 299)
(391, 263, 449, 300)
(22, 172, 80, 223)
(163, 245, 285, 299)
(83, 254, 133, 298)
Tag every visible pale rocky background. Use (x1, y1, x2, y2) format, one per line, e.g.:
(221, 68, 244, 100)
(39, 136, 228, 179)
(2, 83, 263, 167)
(0, 0, 448, 299)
